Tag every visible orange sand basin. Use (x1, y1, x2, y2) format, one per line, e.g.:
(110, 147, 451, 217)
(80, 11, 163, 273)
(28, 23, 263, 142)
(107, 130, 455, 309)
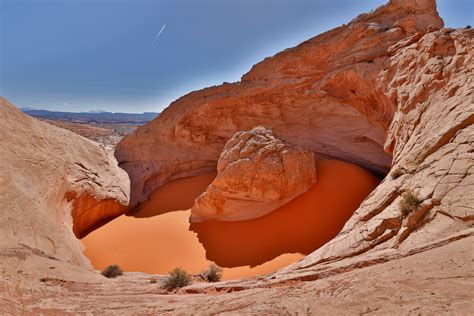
(82, 160, 380, 280)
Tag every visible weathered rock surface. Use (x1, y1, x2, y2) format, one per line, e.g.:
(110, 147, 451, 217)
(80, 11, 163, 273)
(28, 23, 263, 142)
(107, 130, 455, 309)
(1, 0, 473, 314)
(1, 234, 473, 314)
(115, 0, 443, 207)
(0, 97, 129, 268)
(191, 126, 316, 222)
(288, 27, 473, 271)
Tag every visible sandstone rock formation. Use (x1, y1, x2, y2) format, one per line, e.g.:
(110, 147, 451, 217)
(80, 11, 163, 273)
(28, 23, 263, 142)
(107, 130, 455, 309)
(1, 236, 472, 314)
(286, 26, 473, 271)
(115, 0, 444, 207)
(191, 126, 316, 222)
(0, 97, 129, 267)
(1, 0, 473, 314)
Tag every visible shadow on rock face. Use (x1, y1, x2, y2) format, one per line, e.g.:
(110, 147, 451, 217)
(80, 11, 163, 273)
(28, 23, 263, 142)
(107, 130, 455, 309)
(190, 160, 381, 268)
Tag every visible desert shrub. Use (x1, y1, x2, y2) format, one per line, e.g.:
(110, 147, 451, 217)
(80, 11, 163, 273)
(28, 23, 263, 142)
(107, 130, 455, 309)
(149, 278, 157, 284)
(202, 264, 223, 283)
(101, 265, 123, 278)
(163, 267, 191, 290)
(466, 25, 472, 29)
(399, 191, 422, 216)
(390, 167, 406, 179)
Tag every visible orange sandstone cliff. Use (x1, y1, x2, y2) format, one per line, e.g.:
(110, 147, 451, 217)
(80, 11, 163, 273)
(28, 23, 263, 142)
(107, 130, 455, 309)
(115, 0, 444, 207)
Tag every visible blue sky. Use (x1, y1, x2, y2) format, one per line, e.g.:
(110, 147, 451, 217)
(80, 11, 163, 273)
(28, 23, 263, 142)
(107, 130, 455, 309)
(0, 0, 472, 113)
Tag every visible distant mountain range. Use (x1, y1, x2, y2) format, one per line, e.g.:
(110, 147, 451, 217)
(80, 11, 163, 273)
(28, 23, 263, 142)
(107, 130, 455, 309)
(21, 108, 160, 125)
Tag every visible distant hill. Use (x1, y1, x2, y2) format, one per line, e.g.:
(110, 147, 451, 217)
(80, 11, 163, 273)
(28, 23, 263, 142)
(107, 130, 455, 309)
(21, 109, 160, 125)
(85, 110, 108, 114)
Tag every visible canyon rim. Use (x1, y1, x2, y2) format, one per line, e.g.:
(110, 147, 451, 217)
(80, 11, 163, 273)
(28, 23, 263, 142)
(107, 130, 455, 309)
(1, 0, 473, 314)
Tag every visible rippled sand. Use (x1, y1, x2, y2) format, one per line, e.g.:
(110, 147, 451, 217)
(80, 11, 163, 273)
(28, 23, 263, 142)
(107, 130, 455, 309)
(82, 160, 380, 280)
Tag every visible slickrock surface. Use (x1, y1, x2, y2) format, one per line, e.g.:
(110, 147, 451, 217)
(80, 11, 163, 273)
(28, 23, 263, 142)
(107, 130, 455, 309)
(191, 126, 316, 222)
(1, 0, 473, 314)
(0, 97, 129, 267)
(287, 26, 474, 271)
(1, 234, 472, 314)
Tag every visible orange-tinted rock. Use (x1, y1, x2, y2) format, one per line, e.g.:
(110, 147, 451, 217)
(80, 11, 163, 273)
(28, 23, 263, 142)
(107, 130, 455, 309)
(115, 0, 444, 207)
(0, 97, 129, 266)
(191, 126, 316, 222)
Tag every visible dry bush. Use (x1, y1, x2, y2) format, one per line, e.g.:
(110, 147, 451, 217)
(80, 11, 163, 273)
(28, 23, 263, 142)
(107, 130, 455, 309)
(163, 267, 191, 290)
(399, 191, 422, 216)
(391, 167, 406, 179)
(202, 264, 223, 282)
(101, 265, 123, 278)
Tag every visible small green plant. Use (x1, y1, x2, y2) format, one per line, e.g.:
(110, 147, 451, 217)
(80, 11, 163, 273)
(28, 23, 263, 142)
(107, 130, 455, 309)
(101, 265, 123, 278)
(399, 191, 422, 216)
(390, 167, 406, 179)
(202, 264, 223, 283)
(163, 267, 191, 290)
(149, 278, 157, 284)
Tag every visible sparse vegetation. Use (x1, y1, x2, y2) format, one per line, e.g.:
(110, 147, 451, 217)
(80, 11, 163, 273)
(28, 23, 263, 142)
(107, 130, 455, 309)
(101, 265, 123, 278)
(399, 191, 422, 216)
(149, 278, 158, 284)
(391, 167, 406, 179)
(202, 264, 223, 283)
(466, 25, 472, 29)
(163, 267, 191, 290)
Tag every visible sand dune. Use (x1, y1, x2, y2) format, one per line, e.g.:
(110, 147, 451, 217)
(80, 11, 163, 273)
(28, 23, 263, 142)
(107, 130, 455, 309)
(82, 159, 380, 280)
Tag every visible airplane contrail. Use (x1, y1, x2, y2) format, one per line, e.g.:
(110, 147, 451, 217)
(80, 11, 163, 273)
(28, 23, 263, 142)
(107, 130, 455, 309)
(155, 24, 166, 40)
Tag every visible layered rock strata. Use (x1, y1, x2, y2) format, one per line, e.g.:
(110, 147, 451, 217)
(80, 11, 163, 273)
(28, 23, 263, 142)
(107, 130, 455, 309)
(287, 26, 473, 270)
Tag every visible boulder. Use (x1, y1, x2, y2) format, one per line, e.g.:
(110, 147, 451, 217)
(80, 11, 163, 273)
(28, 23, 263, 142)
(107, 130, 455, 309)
(191, 126, 316, 222)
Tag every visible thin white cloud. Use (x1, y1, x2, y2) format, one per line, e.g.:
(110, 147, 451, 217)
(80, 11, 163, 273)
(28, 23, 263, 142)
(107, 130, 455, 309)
(154, 24, 166, 40)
